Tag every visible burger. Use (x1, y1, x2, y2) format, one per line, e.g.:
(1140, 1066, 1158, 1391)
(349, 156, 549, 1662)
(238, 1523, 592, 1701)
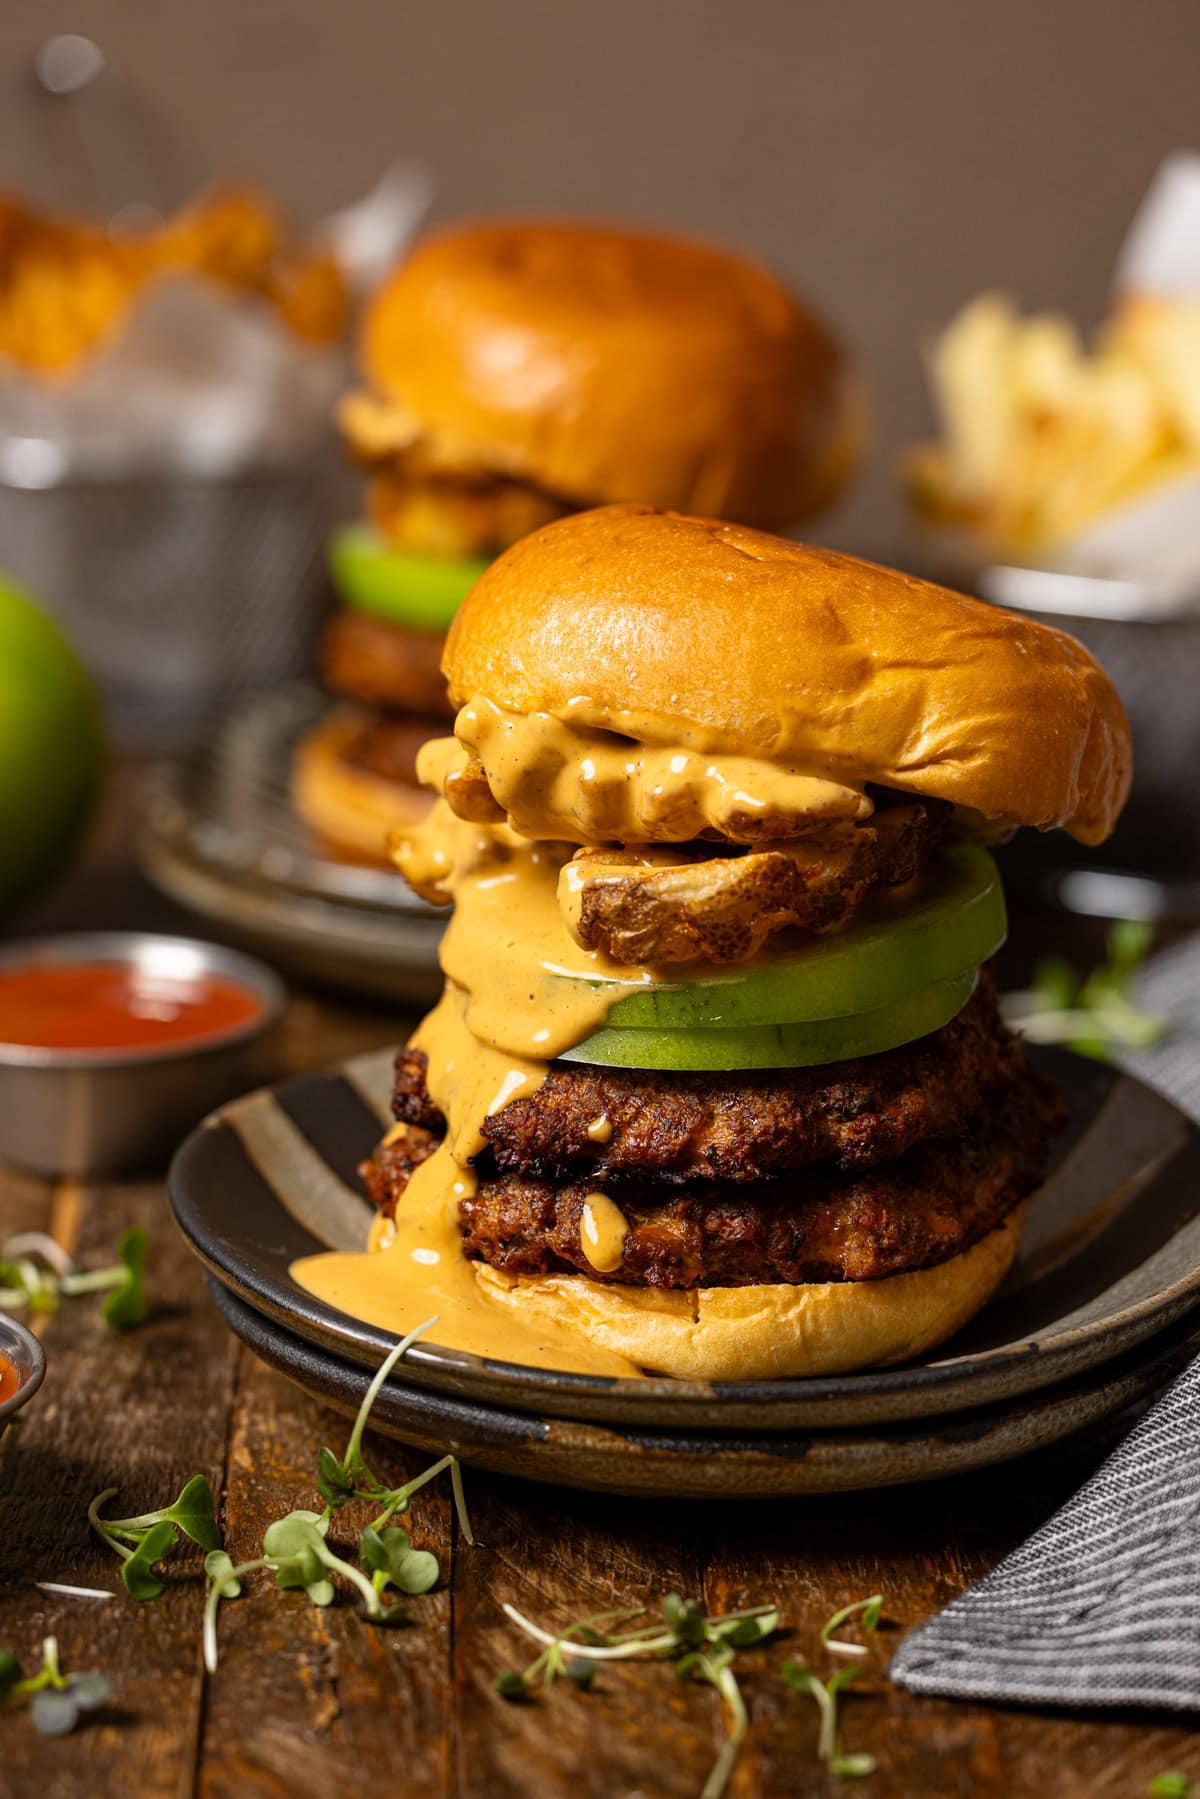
(307, 505, 1131, 1382)
(292, 218, 862, 862)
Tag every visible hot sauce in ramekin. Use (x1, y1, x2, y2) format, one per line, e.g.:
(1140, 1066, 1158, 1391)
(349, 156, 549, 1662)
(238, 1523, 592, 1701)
(0, 961, 263, 1053)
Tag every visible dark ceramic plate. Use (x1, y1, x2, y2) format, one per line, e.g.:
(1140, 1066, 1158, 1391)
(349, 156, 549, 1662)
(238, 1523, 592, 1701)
(170, 1044, 1200, 1431)
(211, 1276, 1200, 1497)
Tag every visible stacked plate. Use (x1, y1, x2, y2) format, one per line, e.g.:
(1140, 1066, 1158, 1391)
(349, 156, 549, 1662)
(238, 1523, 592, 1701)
(170, 1043, 1200, 1498)
(139, 685, 444, 1002)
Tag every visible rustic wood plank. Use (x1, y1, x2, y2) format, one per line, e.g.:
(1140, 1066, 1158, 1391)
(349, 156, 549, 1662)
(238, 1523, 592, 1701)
(698, 1480, 993, 1799)
(197, 1347, 455, 1799)
(0, 1171, 238, 1799)
(450, 1482, 720, 1798)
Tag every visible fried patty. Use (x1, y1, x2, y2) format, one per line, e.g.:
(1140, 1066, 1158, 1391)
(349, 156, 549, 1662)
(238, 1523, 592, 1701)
(363, 1063, 1061, 1287)
(321, 609, 453, 718)
(391, 977, 1025, 1183)
(566, 802, 944, 965)
(331, 710, 441, 789)
(368, 468, 571, 560)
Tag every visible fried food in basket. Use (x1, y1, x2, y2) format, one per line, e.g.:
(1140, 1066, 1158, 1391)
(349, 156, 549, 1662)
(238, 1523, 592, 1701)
(906, 290, 1200, 558)
(0, 187, 347, 375)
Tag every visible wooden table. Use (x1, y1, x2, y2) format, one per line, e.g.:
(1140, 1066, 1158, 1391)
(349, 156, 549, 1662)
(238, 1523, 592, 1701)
(1, 775, 1196, 1799)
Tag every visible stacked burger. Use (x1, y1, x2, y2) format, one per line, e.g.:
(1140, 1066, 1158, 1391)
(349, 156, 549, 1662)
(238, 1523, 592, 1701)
(319, 506, 1131, 1382)
(292, 217, 861, 861)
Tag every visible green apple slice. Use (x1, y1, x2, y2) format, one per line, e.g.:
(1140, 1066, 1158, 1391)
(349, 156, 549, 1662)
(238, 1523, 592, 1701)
(557, 971, 978, 1072)
(328, 525, 491, 633)
(552, 844, 1004, 1031)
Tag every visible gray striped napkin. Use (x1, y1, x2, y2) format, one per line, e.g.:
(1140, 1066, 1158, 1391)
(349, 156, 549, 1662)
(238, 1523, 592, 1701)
(891, 930, 1200, 1709)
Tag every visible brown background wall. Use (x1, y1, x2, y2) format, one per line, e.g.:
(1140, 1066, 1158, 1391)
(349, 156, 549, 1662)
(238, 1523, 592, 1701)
(1, 0, 1196, 560)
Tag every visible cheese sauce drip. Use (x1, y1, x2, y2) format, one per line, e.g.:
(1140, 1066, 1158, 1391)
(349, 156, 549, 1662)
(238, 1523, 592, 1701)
(579, 1193, 629, 1274)
(396, 800, 656, 1058)
(294, 806, 649, 1376)
(426, 696, 872, 846)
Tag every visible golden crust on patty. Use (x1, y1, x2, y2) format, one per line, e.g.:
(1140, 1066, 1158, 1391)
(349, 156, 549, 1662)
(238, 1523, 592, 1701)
(560, 804, 936, 965)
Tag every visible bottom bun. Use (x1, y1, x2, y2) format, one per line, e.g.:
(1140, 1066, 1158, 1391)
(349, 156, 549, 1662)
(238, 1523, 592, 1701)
(473, 1205, 1025, 1381)
(292, 709, 433, 865)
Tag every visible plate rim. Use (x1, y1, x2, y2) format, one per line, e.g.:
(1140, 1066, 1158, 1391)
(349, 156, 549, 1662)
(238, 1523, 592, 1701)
(209, 1274, 1200, 1497)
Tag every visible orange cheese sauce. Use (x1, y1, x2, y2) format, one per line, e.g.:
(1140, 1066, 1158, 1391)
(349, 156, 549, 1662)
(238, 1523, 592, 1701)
(430, 695, 871, 845)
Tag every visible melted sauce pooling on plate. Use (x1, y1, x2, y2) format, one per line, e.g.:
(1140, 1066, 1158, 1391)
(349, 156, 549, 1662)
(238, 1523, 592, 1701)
(0, 962, 262, 1053)
(295, 799, 672, 1376)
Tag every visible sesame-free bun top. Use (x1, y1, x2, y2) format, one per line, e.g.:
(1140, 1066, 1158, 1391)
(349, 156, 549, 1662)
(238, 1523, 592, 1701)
(444, 505, 1132, 845)
(360, 218, 860, 528)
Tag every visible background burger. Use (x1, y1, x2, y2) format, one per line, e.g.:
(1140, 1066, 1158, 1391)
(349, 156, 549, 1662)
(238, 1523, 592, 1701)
(344, 504, 1132, 1383)
(292, 218, 862, 863)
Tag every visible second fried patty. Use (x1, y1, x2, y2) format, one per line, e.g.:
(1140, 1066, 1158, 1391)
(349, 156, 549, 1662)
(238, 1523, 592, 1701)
(391, 976, 1026, 1183)
(321, 608, 453, 718)
(363, 1060, 1061, 1287)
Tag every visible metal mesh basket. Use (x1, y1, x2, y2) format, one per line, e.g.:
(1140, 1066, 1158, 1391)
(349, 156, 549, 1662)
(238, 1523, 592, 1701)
(0, 460, 340, 750)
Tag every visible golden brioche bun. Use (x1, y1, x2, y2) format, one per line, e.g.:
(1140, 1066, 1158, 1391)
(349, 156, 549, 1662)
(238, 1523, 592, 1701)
(357, 218, 860, 528)
(473, 1207, 1024, 1381)
(445, 505, 1132, 845)
(293, 710, 433, 865)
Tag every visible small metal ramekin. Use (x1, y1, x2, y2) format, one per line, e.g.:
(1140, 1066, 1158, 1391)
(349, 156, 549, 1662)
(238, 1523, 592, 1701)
(0, 933, 286, 1177)
(0, 1314, 47, 1438)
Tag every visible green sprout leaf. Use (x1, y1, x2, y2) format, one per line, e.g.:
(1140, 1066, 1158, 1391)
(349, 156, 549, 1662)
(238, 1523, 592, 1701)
(1149, 1777, 1191, 1799)
(821, 1594, 884, 1656)
(360, 1524, 439, 1598)
(1, 1638, 109, 1735)
(1007, 920, 1166, 1062)
(262, 1510, 377, 1616)
(494, 1668, 529, 1700)
(120, 1520, 179, 1601)
(262, 1509, 329, 1561)
(89, 1473, 224, 1602)
(204, 1550, 242, 1601)
(158, 1474, 221, 1552)
(100, 1228, 148, 1329)
(1, 1227, 151, 1327)
(29, 1689, 80, 1736)
(316, 1445, 357, 1510)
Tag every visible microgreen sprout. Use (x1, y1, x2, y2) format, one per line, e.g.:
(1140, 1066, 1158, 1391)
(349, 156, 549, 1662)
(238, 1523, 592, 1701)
(821, 1593, 884, 1658)
(781, 1595, 885, 1781)
(497, 1595, 779, 1799)
(0, 1227, 148, 1328)
(0, 1637, 111, 1735)
(1149, 1777, 1191, 1799)
(202, 1317, 471, 1672)
(88, 1473, 221, 1598)
(1002, 920, 1167, 1061)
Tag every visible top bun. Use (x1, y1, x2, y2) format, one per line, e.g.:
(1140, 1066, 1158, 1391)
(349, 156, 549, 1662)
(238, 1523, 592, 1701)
(360, 218, 860, 528)
(444, 505, 1132, 844)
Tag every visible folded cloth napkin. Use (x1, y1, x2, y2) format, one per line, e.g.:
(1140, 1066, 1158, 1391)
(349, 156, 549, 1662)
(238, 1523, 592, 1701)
(891, 930, 1200, 1709)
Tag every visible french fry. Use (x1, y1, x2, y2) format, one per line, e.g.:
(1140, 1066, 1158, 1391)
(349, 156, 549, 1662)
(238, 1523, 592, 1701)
(909, 287, 1200, 556)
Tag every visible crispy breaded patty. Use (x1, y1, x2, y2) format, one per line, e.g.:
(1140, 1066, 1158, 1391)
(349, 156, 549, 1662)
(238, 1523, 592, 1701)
(320, 609, 453, 718)
(368, 468, 571, 560)
(329, 710, 441, 789)
(363, 1066, 1061, 1286)
(566, 801, 944, 964)
(390, 977, 1025, 1183)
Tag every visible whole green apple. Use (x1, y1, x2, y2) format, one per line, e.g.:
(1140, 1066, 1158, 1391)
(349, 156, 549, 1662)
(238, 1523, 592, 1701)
(0, 575, 105, 908)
